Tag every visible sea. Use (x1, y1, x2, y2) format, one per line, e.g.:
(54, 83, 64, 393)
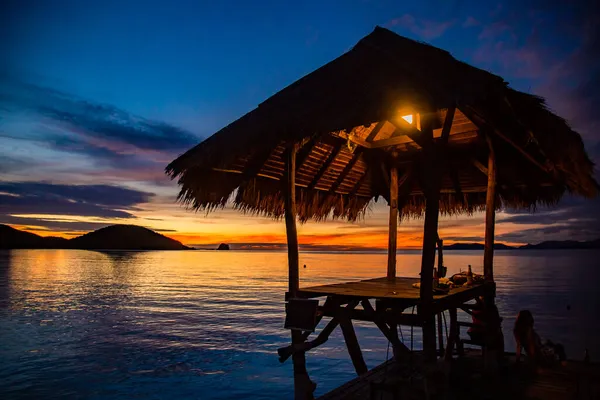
(1, 249, 599, 399)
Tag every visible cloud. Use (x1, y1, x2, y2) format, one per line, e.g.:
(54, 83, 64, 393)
(386, 14, 455, 40)
(464, 1, 600, 168)
(1, 77, 200, 151)
(498, 196, 600, 242)
(0, 75, 202, 185)
(0, 181, 153, 219)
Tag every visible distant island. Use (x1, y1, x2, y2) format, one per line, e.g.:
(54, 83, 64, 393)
(444, 239, 600, 250)
(0, 224, 190, 250)
(444, 243, 516, 250)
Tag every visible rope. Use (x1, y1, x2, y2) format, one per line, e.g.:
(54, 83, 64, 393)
(410, 305, 415, 366)
(442, 310, 449, 340)
(410, 305, 415, 352)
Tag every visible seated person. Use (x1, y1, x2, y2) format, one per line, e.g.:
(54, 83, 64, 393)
(465, 296, 505, 368)
(466, 297, 503, 346)
(514, 310, 566, 366)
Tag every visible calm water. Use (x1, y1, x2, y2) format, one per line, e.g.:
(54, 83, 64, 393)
(1, 249, 599, 399)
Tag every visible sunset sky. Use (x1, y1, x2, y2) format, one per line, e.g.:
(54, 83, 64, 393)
(1, 0, 599, 249)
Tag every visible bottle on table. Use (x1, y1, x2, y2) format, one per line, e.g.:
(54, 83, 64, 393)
(433, 267, 439, 288)
(466, 264, 474, 286)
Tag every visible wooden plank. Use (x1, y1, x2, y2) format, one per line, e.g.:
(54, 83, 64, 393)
(318, 351, 600, 400)
(348, 169, 369, 196)
(296, 135, 319, 168)
(327, 148, 364, 194)
(440, 106, 456, 141)
(245, 147, 276, 179)
(340, 317, 368, 376)
(387, 165, 398, 279)
(365, 121, 385, 142)
(308, 142, 344, 190)
(335, 131, 372, 149)
(295, 278, 485, 308)
(448, 162, 464, 203)
(471, 157, 488, 175)
(484, 133, 496, 284)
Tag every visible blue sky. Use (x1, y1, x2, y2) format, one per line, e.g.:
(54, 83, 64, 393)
(1, 0, 599, 246)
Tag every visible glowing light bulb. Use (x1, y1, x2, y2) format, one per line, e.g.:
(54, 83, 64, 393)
(401, 114, 413, 124)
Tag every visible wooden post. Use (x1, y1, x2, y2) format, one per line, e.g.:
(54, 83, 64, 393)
(437, 313, 444, 354)
(419, 116, 441, 362)
(285, 143, 313, 400)
(483, 134, 496, 283)
(420, 184, 441, 362)
(444, 308, 458, 361)
(387, 164, 399, 279)
(285, 143, 300, 297)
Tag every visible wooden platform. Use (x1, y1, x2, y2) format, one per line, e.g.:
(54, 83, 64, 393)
(295, 277, 486, 313)
(317, 351, 600, 400)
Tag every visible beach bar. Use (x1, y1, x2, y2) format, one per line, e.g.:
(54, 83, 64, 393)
(167, 27, 598, 399)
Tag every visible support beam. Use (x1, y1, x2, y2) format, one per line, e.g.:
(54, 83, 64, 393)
(285, 144, 300, 297)
(464, 106, 551, 175)
(471, 157, 488, 176)
(277, 299, 354, 363)
(308, 142, 344, 190)
(365, 121, 385, 142)
(440, 106, 456, 141)
(327, 148, 364, 194)
(340, 318, 368, 376)
(361, 300, 410, 360)
(295, 135, 319, 168)
(483, 134, 496, 283)
(418, 116, 441, 362)
(387, 164, 399, 279)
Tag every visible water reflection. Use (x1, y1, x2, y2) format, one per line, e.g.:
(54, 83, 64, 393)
(1, 249, 599, 399)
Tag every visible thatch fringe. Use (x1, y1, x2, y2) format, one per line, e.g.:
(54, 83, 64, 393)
(166, 27, 597, 222)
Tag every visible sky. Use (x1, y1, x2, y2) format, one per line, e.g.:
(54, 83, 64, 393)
(1, 0, 599, 249)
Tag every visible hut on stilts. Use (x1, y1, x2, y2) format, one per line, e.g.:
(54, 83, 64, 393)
(167, 27, 598, 399)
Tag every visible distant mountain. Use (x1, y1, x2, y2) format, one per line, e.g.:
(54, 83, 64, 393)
(444, 242, 516, 250)
(519, 239, 600, 250)
(0, 224, 190, 250)
(0, 224, 68, 249)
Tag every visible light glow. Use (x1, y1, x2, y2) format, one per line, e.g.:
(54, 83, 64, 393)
(401, 114, 413, 124)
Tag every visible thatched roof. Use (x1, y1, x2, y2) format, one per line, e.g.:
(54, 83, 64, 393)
(166, 27, 598, 222)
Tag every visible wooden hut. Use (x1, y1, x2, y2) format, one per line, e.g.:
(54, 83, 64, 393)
(167, 27, 598, 399)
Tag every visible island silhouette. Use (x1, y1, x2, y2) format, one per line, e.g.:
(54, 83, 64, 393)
(0, 224, 190, 250)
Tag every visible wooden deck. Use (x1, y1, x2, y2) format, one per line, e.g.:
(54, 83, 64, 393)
(295, 277, 486, 313)
(317, 351, 600, 400)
